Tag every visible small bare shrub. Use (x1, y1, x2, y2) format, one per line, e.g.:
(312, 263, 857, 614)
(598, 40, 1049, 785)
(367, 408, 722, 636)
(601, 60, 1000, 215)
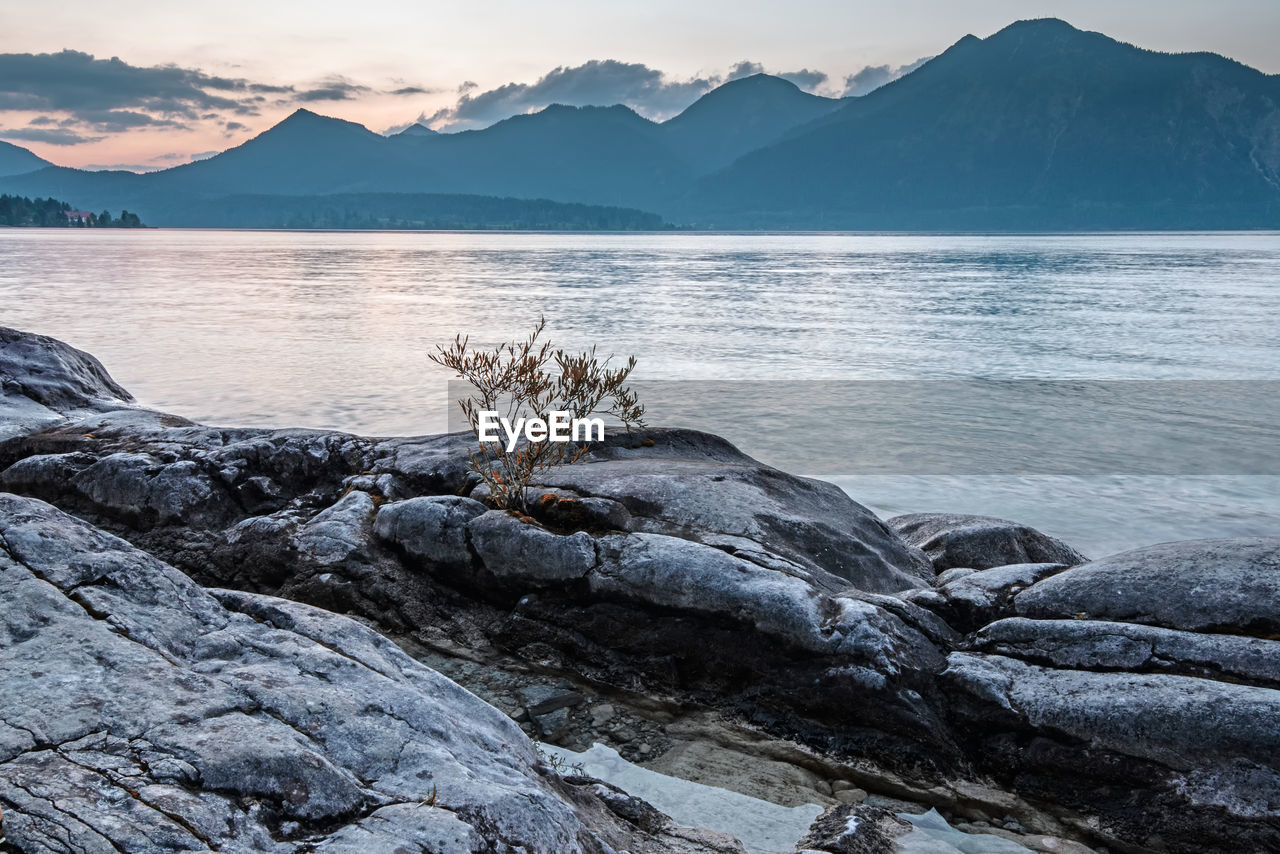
(430, 318, 644, 512)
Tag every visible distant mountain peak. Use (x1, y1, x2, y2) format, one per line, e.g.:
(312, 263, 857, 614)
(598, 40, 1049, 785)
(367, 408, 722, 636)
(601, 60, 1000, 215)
(667, 73, 835, 126)
(722, 73, 801, 90)
(1000, 17, 1080, 33)
(271, 108, 374, 135)
(394, 123, 438, 138)
(540, 103, 642, 117)
(282, 107, 323, 122)
(662, 73, 843, 175)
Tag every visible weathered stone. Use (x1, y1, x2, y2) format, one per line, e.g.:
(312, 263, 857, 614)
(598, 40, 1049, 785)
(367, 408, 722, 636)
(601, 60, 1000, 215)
(591, 533, 941, 665)
(796, 803, 911, 853)
(372, 494, 487, 569)
(473, 485, 636, 532)
(929, 562, 1069, 632)
(969, 617, 1280, 689)
(468, 510, 598, 583)
(519, 684, 586, 717)
(1016, 537, 1280, 635)
(889, 513, 1086, 571)
(534, 707, 572, 741)
(935, 567, 977, 585)
(293, 489, 376, 565)
(533, 428, 933, 593)
(591, 704, 616, 727)
(0, 494, 737, 854)
(0, 325, 134, 441)
(944, 651, 1280, 851)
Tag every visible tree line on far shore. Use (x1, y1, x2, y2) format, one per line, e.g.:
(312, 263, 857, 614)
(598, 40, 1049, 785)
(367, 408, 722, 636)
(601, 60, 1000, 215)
(0, 194, 144, 227)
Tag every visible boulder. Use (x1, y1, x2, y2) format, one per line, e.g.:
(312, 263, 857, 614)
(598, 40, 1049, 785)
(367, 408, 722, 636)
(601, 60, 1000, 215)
(591, 533, 940, 665)
(532, 428, 933, 593)
(795, 803, 912, 853)
(928, 562, 1069, 632)
(293, 489, 378, 565)
(0, 493, 737, 854)
(373, 494, 487, 569)
(0, 326, 133, 441)
(888, 513, 1086, 572)
(495, 531, 956, 767)
(468, 510, 599, 584)
(1015, 537, 1280, 635)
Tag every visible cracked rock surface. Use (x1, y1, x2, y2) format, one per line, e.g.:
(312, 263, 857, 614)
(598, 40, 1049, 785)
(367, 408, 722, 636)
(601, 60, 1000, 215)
(0, 494, 744, 854)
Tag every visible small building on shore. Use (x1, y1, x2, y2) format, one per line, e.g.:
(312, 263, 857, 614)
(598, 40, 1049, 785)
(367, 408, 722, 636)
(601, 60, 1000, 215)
(64, 210, 94, 225)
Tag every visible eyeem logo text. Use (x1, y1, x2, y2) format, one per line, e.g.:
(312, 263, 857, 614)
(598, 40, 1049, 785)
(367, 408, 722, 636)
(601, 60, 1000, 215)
(477, 411, 605, 452)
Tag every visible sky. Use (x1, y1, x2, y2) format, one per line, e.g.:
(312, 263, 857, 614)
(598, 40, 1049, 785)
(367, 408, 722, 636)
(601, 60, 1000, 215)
(1, 0, 1278, 170)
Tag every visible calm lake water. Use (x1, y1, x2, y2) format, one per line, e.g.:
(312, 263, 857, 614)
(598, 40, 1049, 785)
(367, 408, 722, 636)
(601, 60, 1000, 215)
(3, 229, 1279, 557)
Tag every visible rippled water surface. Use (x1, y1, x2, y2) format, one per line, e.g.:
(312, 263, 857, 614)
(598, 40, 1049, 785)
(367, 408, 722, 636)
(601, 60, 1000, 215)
(4, 229, 1279, 555)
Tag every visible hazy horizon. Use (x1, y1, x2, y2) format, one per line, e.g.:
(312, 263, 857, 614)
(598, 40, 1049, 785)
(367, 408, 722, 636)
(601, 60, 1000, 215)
(2, 1, 1279, 171)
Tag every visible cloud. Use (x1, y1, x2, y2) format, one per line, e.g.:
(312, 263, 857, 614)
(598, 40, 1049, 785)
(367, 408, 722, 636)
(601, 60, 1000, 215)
(293, 78, 371, 102)
(0, 50, 258, 118)
(0, 49, 418, 147)
(77, 110, 186, 131)
(777, 68, 828, 91)
(0, 126, 103, 145)
(726, 61, 764, 81)
(426, 59, 720, 130)
(726, 61, 827, 92)
(842, 56, 932, 97)
(0, 49, 282, 145)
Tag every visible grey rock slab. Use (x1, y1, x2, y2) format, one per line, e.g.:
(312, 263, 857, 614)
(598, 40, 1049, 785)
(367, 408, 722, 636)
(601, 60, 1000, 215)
(468, 509, 598, 583)
(970, 617, 1280, 688)
(532, 428, 933, 594)
(292, 489, 377, 566)
(0, 494, 731, 853)
(372, 494, 487, 569)
(71, 451, 231, 527)
(889, 513, 1086, 572)
(0, 326, 132, 411)
(473, 484, 636, 532)
(367, 432, 473, 495)
(590, 532, 944, 668)
(308, 802, 487, 853)
(519, 684, 586, 717)
(931, 562, 1069, 632)
(0, 326, 134, 441)
(1015, 537, 1280, 635)
(944, 652, 1280, 817)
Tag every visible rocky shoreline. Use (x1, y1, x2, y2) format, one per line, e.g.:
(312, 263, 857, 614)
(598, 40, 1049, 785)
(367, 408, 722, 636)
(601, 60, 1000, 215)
(1, 326, 1277, 853)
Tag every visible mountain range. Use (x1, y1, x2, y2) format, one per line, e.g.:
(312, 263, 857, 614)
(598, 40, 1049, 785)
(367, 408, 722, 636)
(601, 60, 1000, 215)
(2, 18, 1278, 230)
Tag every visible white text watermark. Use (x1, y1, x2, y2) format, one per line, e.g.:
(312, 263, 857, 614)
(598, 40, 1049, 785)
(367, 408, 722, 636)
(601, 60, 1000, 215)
(476, 411, 605, 452)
